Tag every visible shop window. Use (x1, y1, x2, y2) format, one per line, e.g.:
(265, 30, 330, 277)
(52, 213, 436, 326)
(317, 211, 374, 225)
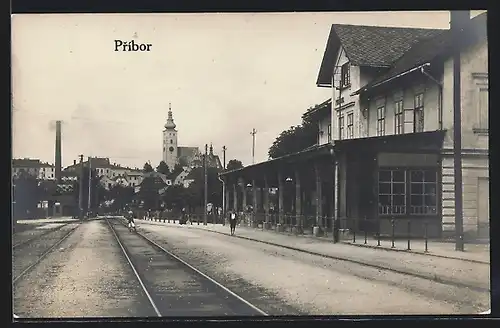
(378, 169, 406, 215)
(378, 167, 438, 216)
(409, 169, 438, 215)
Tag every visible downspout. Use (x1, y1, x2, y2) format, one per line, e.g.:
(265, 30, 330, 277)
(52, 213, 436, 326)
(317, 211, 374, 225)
(420, 66, 443, 130)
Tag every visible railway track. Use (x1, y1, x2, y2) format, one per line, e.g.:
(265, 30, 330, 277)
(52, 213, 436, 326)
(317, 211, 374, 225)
(13, 223, 74, 249)
(105, 217, 268, 317)
(12, 223, 80, 285)
(146, 219, 491, 293)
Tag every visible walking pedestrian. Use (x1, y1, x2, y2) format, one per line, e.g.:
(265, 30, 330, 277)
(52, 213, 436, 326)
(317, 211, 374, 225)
(229, 210, 237, 236)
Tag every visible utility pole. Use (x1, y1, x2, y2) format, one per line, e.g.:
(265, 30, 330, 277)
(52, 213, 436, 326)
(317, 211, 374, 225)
(87, 156, 92, 216)
(451, 11, 468, 252)
(12, 182, 16, 221)
(203, 144, 208, 225)
(78, 154, 84, 219)
(221, 146, 227, 225)
(222, 146, 227, 170)
(250, 128, 257, 164)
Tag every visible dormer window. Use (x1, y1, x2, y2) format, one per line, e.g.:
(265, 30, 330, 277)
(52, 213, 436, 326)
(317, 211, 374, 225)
(341, 63, 351, 88)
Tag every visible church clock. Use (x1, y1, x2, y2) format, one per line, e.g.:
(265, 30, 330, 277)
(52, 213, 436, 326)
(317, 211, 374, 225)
(169, 146, 174, 152)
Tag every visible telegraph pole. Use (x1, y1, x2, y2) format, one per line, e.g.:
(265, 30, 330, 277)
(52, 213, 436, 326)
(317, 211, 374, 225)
(12, 182, 16, 221)
(221, 146, 227, 225)
(250, 128, 257, 164)
(78, 154, 84, 219)
(203, 144, 208, 225)
(222, 146, 227, 170)
(87, 157, 92, 216)
(451, 11, 468, 251)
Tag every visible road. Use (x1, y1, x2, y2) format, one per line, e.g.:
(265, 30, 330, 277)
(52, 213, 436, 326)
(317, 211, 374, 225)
(12, 217, 490, 318)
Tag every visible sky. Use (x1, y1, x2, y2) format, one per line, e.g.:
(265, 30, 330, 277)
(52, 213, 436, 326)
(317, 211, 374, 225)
(12, 11, 465, 169)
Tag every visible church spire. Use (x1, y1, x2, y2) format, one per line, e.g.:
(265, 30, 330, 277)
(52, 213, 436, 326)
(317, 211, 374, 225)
(164, 102, 176, 129)
(209, 143, 213, 155)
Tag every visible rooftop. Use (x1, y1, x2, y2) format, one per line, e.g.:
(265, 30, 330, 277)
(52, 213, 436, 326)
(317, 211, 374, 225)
(64, 157, 142, 171)
(12, 158, 55, 168)
(353, 12, 487, 94)
(316, 23, 444, 86)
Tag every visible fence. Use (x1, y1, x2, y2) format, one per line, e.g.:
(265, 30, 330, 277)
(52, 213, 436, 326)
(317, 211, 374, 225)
(227, 214, 489, 252)
(138, 209, 224, 225)
(135, 210, 489, 252)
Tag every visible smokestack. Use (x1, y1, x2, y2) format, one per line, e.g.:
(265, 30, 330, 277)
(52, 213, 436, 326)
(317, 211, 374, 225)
(55, 120, 62, 183)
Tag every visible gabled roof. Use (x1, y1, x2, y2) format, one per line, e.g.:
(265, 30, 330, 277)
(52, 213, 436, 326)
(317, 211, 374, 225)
(353, 12, 487, 95)
(207, 154, 222, 169)
(316, 24, 444, 86)
(141, 171, 170, 185)
(352, 33, 452, 95)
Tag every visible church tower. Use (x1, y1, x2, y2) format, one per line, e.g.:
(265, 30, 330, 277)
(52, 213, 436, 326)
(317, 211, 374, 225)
(162, 103, 178, 172)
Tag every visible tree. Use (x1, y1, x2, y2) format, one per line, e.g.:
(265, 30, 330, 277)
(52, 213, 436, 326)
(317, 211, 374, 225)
(162, 184, 186, 210)
(268, 118, 318, 159)
(185, 166, 223, 212)
(156, 161, 170, 175)
(143, 162, 154, 173)
(226, 159, 244, 171)
(107, 184, 135, 211)
(137, 175, 164, 210)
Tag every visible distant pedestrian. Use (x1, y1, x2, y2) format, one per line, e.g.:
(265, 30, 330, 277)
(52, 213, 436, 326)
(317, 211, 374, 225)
(180, 207, 187, 225)
(229, 211, 237, 236)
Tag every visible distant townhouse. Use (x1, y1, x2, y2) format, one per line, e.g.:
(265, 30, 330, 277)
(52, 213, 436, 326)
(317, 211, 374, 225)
(38, 162, 56, 180)
(12, 158, 56, 180)
(220, 12, 488, 240)
(135, 171, 172, 207)
(63, 157, 144, 190)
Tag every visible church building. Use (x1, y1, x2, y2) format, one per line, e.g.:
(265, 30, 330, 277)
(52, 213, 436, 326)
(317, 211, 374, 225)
(162, 104, 222, 172)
